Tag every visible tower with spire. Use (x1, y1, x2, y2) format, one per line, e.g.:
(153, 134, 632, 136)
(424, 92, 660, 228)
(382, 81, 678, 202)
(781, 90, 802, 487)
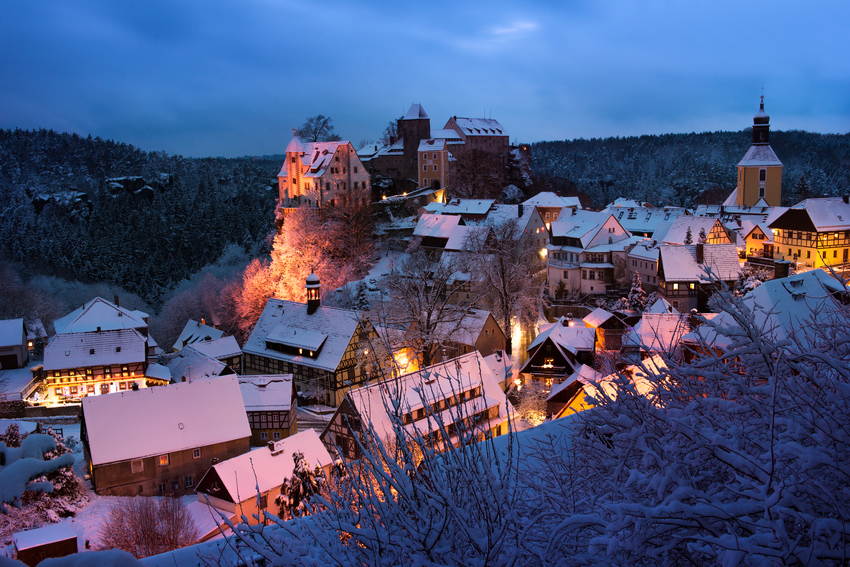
(305, 269, 321, 315)
(735, 96, 783, 207)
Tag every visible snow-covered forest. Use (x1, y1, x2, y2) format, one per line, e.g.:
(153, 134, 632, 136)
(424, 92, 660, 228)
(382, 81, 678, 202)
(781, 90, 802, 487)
(532, 129, 850, 208)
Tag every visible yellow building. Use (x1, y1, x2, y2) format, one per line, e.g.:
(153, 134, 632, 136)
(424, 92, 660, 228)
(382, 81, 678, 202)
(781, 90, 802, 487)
(770, 197, 850, 269)
(735, 97, 782, 207)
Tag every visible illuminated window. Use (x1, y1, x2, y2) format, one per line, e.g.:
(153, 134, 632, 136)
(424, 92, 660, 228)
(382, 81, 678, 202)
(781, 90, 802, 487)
(673, 283, 679, 290)
(158, 454, 169, 466)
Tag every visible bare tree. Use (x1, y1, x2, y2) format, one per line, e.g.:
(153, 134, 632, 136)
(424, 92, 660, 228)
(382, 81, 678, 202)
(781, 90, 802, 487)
(464, 218, 546, 355)
(296, 115, 342, 143)
(374, 249, 483, 368)
(379, 120, 399, 146)
(98, 496, 199, 558)
(449, 148, 504, 200)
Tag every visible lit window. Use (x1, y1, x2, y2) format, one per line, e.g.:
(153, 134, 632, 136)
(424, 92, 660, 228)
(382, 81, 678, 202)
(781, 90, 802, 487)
(158, 454, 169, 466)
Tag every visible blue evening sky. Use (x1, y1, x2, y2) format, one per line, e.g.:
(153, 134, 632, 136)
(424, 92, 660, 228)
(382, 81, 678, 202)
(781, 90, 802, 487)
(1, 0, 847, 157)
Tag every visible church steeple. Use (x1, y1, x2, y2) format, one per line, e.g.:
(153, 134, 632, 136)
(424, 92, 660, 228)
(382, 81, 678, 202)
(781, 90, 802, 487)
(305, 269, 321, 315)
(752, 95, 770, 145)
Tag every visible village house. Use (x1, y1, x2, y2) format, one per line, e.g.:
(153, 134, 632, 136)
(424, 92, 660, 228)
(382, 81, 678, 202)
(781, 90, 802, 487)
(546, 209, 638, 298)
(194, 429, 333, 537)
(321, 351, 513, 460)
(80, 376, 251, 497)
(422, 199, 496, 222)
(656, 243, 741, 312)
(242, 272, 377, 407)
(0, 319, 28, 369)
(604, 201, 688, 238)
(545, 364, 601, 419)
(627, 240, 661, 292)
(428, 308, 507, 364)
(166, 345, 234, 383)
(278, 133, 371, 210)
(188, 336, 243, 375)
(654, 215, 733, 246)
(582, 307, 628, 351)
(522, 192, 583, 230)
(519, 317, 597, 390)
(769, 197, 850, 269)
(739, 220, 775, 259)
(239, 375, 297, 446)
(39, 297, 167, 405)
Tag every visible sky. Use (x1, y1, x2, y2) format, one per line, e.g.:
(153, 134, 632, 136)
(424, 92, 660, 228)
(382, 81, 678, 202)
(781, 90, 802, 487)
(1, 0, 848, 158)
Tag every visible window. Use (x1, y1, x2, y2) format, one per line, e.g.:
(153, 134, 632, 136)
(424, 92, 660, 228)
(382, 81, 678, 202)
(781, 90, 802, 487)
(70, 386, 77, 394)
(89, 349, 95, 355)
(423, 165, 427, 171)
(171, 480, 180, 491)
(54, 387, 62, 395)
(259, 494, 268, 508)
(807, 251, 811, 259)
(759, 169, 766, 181)
(158, 454, 169, 466)
(184, 476, 194, 489)
(260, 432, 269, 441)
(433, 165, 437, 171)
(354, 166, 358, 173)
(131, 459, 143, 473)
(158, 483, 166, 494)
(273, 431, 281, 440)
(193, 448, 201, 459)
(116, 347, 121, 353)
(673, 283, 679, 290)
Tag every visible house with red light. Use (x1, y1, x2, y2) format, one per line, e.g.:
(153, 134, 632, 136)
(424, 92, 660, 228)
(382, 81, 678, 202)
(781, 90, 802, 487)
(519, 317, 597, 390)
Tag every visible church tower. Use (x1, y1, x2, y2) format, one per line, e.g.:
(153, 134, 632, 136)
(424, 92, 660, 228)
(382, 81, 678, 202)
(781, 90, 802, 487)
(278, 130, 305, 206)
(305, 269, 321, 315)
(736, 96, 783, 207)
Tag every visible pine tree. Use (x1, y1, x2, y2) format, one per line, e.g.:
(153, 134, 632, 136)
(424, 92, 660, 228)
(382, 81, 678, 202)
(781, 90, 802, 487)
(276, 451, 326, 520)
(626, 272, 648, 312)
(0, 423, 22, 448)
(698, 227, 707, 243)
(684, 226, 693, 245)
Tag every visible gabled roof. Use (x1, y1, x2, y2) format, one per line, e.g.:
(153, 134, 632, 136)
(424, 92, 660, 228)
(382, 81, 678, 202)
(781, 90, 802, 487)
(658, 216, 722, 245)
(658, 244, 741, 282)
(448, 117, 507, 136)
(583, 308, 613, 328)
(683, 269, 848, 352)
(418, 139, 447, 152)
(337, 352, 512, 442)
(243, 299, 362, 373)
(550, 210, 616, 248)
(197, 429, 331, 505)
(172, 319, 225, 351)
(645, 297, 679, 314)
(414, 213, 463, 239)
(739, 220, 774, 243)
(625, 313, 691, 354)
(43, 328, 147, 371)
(278, 141, 352, 179)
(546, 364, 602, 401)
(737, 144, 782, 167)
(423, 199, 495, 216)
(433, 308, 499, 347)
(628, 240, 660, 262)
(53, 297, 148, 335)
(166, 346, 229, 383)
(445, 224, 490, 251)
(522, 192, 582, 210)
(527, 318, 596, 353)
(429, 128, 464, 141)
(770, 197, 850, 232)
(82, 376, 250, 466)
(189, 336, 241, 360)
(605, 205, 687, 235)
(0, 319, 24, 348)
(239, 375, 294, 412)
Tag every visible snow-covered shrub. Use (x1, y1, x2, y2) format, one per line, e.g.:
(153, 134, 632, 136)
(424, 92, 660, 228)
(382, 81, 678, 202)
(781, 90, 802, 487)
(275, 451, 327, 520)
(561, 284, 850, 564)
(0, 433, 75, 512)
(98, 496, 199, 559)
(0, 423, 23, 448)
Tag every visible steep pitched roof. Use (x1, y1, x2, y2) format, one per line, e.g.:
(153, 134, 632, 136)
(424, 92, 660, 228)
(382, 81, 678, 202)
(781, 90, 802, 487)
(166, 346, 229, 382)
(189, 336, 241, 360)
(243, 299, 362, 373)
(197, 429, 331, 505)
(0, 319, 24, 348)
(770, 197, 850, 232)
(53, 297, 148, 335)
(238, 375, 294, 412)
(43, 328, 147, 371)
(550, 210, 616, 248)
(82, 376, 250, 466)
(737, 144, 782, 167)
(527, 318, 596, 353)
(414, 213, 463, 239)
(172, 319, 225, 351)
(403, 103, 429, 120)
(449, 117, 507, 136)
(659, 216, 722, 245)
(658, 244, 741, 282)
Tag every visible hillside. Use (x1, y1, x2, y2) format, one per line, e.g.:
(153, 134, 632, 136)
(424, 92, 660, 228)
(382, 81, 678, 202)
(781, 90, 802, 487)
(531, 130, 850, 208)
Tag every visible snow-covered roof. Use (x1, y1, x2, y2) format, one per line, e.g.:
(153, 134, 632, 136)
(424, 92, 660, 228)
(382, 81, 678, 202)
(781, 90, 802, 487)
(166, 346, 229, 383)
(770, 197, 850, 232)
(278, 141, 352, 179)
(659, 244, 741, 282)
(414, 213, 462, 239)
(550, 210, 614, 247)
(527, 318, 596, 354)
(480, 203, 539, 231)
(339, 351, 512, 442)
(43, 328, 147, 371)
(239, 375, 294, 412)
(429, 128, 463, 141)
(423, 199, 495, 216)
(82, 376, 250, 466)
(582, 308, 613, 328)
(605, 205, 687, 235)
(433, 308, 497, 347)
(683, 269, 848, 352)
(172, 319, 225, 351)
(628, 240, 660, 262)
(285, 133, 304, 154)
(546, 364, 602, 401)
(445, 224, 490, 251)
(645, 297, 679, 314)
(198, 429, 331, 505)
(418, 139, 446, 152)
(243, 299, 362, 373)
(14, 522, 77, 551)
(403, 103, 429, 120)
(0, 318, 24, 347)
(522, 192, 582, 210)
(53, 297, 148, 335)
(658, 216, 721, 245)
(145, 362, 171, 382)
(189, 336, 241, 360)
(737, 144, 782, 167)
(449, 117, 507, 137)
(585, 355, 667, 403)
(625, 313, 691, 354)
(739, 220, 774, 242)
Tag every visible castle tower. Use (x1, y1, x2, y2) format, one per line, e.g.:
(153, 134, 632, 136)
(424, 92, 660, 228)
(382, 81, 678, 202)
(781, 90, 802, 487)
(278, 130, 305, 205)
(305, 269, 321, 315)
(397, 103, 431, 184)
(736, 96, 783, 207)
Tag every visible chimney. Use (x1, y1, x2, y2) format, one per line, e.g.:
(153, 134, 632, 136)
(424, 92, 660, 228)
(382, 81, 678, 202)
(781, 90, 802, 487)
(131, 382, 139, 391)
(696, 242, 704, 264)
(518, 203, 524, 218)
(114, 295, 119, 308)
(201, 318, 206, 326)
(843, 195, 849, 204)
